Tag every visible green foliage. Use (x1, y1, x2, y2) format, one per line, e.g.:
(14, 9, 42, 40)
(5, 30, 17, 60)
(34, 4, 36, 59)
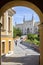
(33, 39, 40, 46)
(16, 28, 22, 36)
(27, 34, 35, 40)
(13, 26, 22, 38)
(27, 34, 40, 41)
(13, 27, 17, 38)
(25, 39, 32, 43)
(27, 34, 40, 46)
(34, 34, 40, 41)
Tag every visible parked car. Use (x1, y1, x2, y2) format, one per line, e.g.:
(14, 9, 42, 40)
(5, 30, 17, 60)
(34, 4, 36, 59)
(20, 37, 23, 43)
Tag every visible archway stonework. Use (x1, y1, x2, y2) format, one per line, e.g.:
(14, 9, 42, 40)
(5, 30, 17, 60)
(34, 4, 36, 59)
(0, 1, 43, 65)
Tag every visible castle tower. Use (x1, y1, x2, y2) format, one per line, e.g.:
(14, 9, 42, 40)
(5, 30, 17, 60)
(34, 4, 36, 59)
(32, 14, 35, 26)
(32, 14, 34, 21)
(15, 21, 16, 26)
(23, 16, 25, 23)
(32, 14, 35, 33)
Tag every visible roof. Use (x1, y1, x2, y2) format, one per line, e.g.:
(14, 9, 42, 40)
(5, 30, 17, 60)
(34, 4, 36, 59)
(7, 8, 16, 16)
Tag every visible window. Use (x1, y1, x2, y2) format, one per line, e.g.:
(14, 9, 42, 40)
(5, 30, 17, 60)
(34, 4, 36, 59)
(30, 24, 31, 25)
(31, 28, 32, 30)
(2, 14, 4, 29)
(2, 42, 5, 53)
(9, 41, 11, 51)
(27, 28, 29, 34)
(25, 28, 26, 31)
(8, 17, 10, 32)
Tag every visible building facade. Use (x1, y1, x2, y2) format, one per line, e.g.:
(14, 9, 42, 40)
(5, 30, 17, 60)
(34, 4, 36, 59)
(15, 15, 40, 35)
(1, 9, 15, 56)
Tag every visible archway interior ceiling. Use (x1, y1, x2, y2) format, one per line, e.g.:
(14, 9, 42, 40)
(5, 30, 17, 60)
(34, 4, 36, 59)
(0, 0, 43, 13)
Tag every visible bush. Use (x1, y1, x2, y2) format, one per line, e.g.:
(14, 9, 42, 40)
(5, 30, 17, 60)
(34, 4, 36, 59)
(33, 39, 40, 46)
(27, 34, 40, 46)
(27, 34, 34, 40)
(27, 34, 40, 41)
(34, 34, 40, 41)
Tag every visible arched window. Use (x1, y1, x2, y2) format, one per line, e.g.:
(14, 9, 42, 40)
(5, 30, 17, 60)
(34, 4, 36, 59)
(27, 28, 30, 34)
(8, 17, 10, 32)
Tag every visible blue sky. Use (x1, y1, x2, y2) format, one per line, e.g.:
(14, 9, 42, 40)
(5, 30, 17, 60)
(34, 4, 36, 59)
(12, 6, 40, 25)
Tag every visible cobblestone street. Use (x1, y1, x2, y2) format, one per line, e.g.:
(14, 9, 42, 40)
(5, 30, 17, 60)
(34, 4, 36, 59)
(1, 41, 40, 65)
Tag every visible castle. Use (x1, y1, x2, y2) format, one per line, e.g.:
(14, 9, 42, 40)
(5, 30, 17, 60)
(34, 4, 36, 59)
(15, 15, 40, 35)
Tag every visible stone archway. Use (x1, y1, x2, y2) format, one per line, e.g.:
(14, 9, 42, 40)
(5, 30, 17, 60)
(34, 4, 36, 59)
(0, 1, 43, 65)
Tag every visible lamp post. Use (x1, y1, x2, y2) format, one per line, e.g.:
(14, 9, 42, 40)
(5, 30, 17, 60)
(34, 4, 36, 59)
(0, 17, 2, 65)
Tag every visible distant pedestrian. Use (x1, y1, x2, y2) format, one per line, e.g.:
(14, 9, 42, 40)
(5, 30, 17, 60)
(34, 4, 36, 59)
(15, 40, 17, 46)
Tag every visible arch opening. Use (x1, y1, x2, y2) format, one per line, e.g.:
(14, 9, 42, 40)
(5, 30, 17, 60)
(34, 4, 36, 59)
(0, 1, 43, 65)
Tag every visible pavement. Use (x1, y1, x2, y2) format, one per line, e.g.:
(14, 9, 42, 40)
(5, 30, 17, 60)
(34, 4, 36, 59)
(1, 40, 40, 65)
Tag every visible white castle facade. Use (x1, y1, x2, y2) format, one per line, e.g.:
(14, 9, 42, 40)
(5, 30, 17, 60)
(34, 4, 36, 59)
(15, 15, 40, 35)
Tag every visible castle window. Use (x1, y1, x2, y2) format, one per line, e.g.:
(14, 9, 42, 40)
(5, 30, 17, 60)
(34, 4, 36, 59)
(30, 24, 31, 25)
(27, 28, 29, 34)
(31, 28, 32, 30)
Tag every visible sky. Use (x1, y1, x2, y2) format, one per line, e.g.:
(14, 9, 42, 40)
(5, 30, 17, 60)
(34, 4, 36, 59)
(12, 6, 40, 25)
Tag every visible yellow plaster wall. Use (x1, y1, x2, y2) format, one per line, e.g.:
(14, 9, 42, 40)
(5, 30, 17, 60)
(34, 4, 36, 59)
(1, 32, 6, 35)
(1, 37, 13, 55)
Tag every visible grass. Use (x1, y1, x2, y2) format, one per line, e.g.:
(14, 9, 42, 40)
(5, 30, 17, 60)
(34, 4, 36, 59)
(25, 39, 32, 43)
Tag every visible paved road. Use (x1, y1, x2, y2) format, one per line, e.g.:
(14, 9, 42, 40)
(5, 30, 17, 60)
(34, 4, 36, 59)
(21, 41, 40, 53)
(1, 40, 40, 65)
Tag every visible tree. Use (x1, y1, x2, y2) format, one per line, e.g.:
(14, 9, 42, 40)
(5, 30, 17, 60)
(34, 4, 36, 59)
(13, 26, 17, 38)
(16, 28, 22, 36)
(13, 26, 22, 38)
